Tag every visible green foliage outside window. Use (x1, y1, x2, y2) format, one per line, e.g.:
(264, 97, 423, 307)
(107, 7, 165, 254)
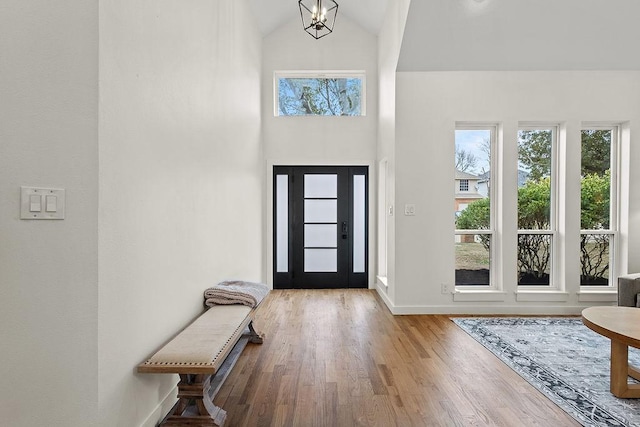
(581, 170, 611, 230)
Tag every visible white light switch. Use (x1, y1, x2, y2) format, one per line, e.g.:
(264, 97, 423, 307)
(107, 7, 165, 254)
(21, 187, 65, 219)
(45, 195, 57, 212)
(29, 195, 42, 212)
(404, 204, 416, 216)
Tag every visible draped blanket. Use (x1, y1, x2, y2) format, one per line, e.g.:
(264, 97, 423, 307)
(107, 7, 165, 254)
(204, 281, 269, 308)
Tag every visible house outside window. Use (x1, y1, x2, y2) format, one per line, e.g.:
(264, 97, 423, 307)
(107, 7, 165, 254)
(459, 179, 469, 191)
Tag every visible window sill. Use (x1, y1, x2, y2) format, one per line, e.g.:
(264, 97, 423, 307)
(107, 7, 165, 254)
(515, 291, 569, 302)
(577, 290, 617, 303)
(453, 290, 507, 302)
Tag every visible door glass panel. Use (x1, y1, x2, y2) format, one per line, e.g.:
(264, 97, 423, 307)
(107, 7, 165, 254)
(304, 174, 337, 198)
(304, 200, 337, 223)
(304, 249, 337, 272)
(305, 224, 336, 248)
(276, 175, 288, 273)
(353, 175, 365, 273)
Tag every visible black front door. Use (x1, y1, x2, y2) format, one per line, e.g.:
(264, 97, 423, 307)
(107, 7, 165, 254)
(273, 166, 368, 289)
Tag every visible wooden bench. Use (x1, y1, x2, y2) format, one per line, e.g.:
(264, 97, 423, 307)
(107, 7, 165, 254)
(138, 304, 264, 426)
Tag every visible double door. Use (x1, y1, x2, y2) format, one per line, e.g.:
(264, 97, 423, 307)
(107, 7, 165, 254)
(273, 166, 368, 289)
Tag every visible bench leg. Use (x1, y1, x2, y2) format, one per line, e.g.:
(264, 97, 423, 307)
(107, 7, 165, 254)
(247, 321, 264, 344)
(161, 374, 226, 426)
(158, 322, 264, 426)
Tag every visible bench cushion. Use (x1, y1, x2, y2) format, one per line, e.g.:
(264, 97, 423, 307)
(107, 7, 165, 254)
(138, 304, 252, 374)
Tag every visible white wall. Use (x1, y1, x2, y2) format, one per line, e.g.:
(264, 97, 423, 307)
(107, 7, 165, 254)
(262, 16, 378, 287)
(393, 71, 640, 314)
(98, 1, 262, 426)
(376, 0, 411, 305)
(0, 1, 99, 426)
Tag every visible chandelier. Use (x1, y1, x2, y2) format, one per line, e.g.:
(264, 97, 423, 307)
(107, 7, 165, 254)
(298, 0, 339, 39)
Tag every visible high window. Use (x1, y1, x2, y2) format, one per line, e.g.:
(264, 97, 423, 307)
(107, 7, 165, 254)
(580, 127, 618, 287)
(517, 126, 557, 287)
(275, 72, 365, 116)
(454, 126, 495, 287)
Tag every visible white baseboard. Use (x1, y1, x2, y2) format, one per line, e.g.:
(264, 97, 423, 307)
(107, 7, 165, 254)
(375, 284, 393, 309)
(374, 286, 588, 315)
(139, 386, 177, 427)
(388, 304, 587, 315)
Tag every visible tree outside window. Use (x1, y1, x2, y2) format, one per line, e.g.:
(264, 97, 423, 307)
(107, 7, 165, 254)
(277, 76, 363, 116)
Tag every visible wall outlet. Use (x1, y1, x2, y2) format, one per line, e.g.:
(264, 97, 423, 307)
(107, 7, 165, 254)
(441, 283, 450, 294)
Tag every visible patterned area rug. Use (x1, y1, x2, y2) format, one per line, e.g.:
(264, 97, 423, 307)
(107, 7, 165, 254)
(452, 317, 640, 427)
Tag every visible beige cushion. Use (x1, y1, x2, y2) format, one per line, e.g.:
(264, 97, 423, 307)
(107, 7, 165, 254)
(140, 305, 252, 373)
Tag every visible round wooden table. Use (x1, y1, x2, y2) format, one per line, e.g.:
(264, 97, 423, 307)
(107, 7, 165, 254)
(582, 306, 640, 398)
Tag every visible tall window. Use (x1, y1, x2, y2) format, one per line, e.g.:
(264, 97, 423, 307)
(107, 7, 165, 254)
(517, 127, 556, 287)
(580, 127, 617, 287)
(275, 72, 365, 116)
(454, 126, 495, 287)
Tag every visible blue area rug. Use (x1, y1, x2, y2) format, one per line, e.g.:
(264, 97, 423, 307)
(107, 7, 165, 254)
(452, 317, 640, 427)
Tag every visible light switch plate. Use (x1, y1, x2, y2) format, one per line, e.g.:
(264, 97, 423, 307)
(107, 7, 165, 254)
(404, 204, 416, 216)
(21, 187, 65, 219)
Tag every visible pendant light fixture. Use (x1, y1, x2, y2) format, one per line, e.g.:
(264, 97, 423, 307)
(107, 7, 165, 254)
(298, 0, 339, 39)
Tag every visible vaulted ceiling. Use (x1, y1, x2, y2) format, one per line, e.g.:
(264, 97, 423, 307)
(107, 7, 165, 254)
(248, 0, 640, 71)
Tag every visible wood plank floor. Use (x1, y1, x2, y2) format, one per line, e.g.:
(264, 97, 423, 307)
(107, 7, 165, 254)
(214, 289, 579, 426)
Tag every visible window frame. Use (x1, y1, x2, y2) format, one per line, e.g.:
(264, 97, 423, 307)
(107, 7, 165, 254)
(579, 124, 620, 289)
(516, 124, 560, 290)
(454, 124, 498, 291)
(274, 70, 366, 117)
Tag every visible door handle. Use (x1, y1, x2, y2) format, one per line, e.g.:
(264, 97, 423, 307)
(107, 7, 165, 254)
(342, 221, 348, 239)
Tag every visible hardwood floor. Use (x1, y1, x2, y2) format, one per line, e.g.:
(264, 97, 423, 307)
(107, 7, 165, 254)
(214, 289, 579, 426)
